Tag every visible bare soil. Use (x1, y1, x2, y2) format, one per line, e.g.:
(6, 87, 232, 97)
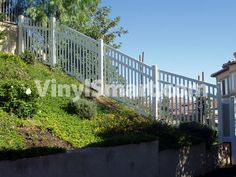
(19, 126, 72, 150)
(94, 96, 119, 109)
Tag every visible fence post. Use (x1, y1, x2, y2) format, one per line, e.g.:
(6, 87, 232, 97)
(229, 96, 235, 137)
(50, 17, 56, 66)
(229, 96, 236, 165)
(98, 39, 104, 96)
(18, 15, 24, 54)
(152, 65, 158, 119)
(217, 82, 223, 142)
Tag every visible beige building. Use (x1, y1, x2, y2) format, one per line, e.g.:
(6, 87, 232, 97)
(211, 53, 236, 97)
(211, 53, 236, 165)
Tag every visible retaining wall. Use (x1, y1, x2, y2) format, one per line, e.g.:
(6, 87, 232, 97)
(159, 143, 230, 177)
(0, 141, 231, 177)
(0, 141, 159, 177)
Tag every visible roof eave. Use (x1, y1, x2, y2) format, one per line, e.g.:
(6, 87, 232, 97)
(211, 61, 236, 78)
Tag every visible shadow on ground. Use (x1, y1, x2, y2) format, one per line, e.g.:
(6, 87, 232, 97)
(0, 147, 65, 161)
(199, 166, 236, 177)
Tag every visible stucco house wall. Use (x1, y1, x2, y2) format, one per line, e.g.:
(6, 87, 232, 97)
(0, 22, 18, 54)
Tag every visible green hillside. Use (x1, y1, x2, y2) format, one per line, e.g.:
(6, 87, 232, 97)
(0, 52, 154, 150)
(0, 52, 217, 160)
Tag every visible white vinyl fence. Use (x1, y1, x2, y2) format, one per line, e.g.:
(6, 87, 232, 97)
(158, 70, 218, 127)
(55, 22, 102, 84)
(18, 16, 51, 65)
(104, 44, 157, 117)
(18, 15, 218, 128)
(0, 0, 20, 23)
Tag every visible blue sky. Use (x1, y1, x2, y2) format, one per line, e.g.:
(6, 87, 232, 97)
(101, 0, 236, 83)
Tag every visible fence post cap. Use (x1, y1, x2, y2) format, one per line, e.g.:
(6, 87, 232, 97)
(18, 15, 24, 21)
(152, 65, 158, 70)
(50, 16, 56, 22)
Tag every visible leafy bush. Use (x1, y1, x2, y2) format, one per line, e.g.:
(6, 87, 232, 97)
(67, 99, 97, 120)
(179, 122, 217, 148)
(95, 114, 218, 150)
(20, 50, 35, 65)
(95, 114, 187, 149)
(0, 81, 38, 118)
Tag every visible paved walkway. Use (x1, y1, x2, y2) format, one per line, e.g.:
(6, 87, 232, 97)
(201, 166, 236, 177)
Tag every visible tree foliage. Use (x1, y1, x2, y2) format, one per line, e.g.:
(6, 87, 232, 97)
(16, 0, 127, 48)
(86, 7, 128, 48)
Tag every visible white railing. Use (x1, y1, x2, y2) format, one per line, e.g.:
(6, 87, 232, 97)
(158, 70, 218, 127)
(104, 45, 157, 117)
(18, 16, 102, 85)
(18, 16, 51, 65)
(0, 0, 20, 23)
(18, 15, 218, 128)
(55, 23, 101, 83)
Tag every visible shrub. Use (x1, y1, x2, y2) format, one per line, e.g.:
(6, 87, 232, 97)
(20, 50, 35, 65)
(67, 99, 97, 120)
(0, 81, 38, 118)
(179, 122, 217, 148)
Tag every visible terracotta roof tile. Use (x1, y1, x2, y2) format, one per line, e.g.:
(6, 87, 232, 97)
(211, 59, 236, 77)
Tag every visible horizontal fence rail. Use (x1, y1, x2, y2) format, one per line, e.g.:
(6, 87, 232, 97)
(17, 15, 219, 128)
(0, 0, 20, 23)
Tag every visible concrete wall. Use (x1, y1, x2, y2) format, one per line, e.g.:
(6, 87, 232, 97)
(0, 22, 18, 54)
(0, 142, 231, 177)
(0, 141, 159, 177)
(159, 143, 231, 177)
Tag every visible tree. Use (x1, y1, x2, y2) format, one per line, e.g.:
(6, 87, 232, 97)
(26, 0, 98, 26)
(85, 7, 128, 48)
(17, 0, 127, 48)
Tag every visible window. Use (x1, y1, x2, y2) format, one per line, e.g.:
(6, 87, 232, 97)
(232, 73, 236, 93)
(221, 77, 230, 96)
(228, 73, 236, 94)
(227, 76, 230, 94)
(222, 79, 226, 95)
